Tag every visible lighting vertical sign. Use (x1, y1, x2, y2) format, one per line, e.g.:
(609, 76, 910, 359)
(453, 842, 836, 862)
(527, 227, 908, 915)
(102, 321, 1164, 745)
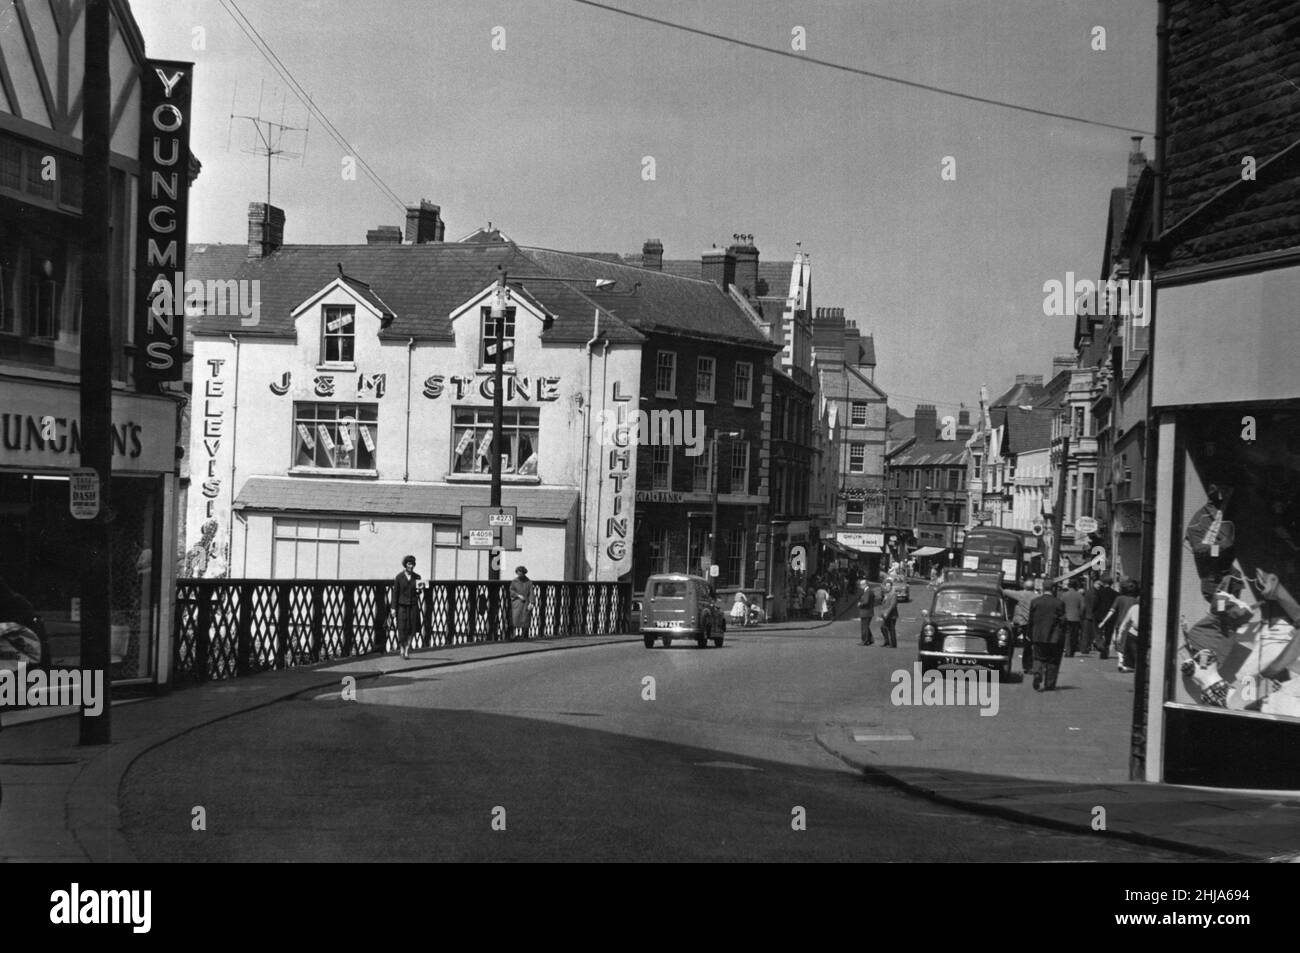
(135, 60, 194, 386)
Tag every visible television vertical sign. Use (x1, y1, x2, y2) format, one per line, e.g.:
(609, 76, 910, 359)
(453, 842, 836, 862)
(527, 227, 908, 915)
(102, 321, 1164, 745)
(134, 60, 194, 387)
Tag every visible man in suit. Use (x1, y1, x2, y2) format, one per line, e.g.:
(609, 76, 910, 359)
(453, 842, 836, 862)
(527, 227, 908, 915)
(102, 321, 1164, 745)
(1028, 583, 1067, 691)
(1060, 579, 1085, 656)
(394, 555, 421, 660)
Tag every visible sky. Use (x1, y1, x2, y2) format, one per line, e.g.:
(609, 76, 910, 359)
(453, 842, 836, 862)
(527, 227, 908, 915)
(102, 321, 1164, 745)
(133, 0, 1157, 417)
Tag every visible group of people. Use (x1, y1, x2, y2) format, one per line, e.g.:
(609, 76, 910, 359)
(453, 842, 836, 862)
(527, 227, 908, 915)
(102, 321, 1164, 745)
(1006, 575, 1143, 691)
(792, 566, 864, 620)
(857, 573, 901, 647)
(391, 557, 534, 659)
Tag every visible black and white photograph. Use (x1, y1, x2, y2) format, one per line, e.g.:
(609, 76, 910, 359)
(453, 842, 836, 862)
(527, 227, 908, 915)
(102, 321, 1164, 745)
(0, 0, 1297, 912)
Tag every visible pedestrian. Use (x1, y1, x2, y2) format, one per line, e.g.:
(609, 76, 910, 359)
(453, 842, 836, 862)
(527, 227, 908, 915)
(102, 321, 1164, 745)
(393, 555, 421, 660)
(814, 583, 830, 620)
(1081, 575, 1098, 654)
(1002, 582, 1036, 674)
(1100, 579, 1140, 672)
(1028, 582, 1067, 691)
(731, 590, 749, 627)
(793, 584, 806, 619)
(1092, 576, 1117, 660)
(857, 578, 876, 645)
(1060, 578, 1085, 656)
(509, 566, 534, 639)
(879, 577, 899, 647)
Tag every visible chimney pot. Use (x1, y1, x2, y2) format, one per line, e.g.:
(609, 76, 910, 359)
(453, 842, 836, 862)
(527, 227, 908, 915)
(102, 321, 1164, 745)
(642, 238, 663, 271)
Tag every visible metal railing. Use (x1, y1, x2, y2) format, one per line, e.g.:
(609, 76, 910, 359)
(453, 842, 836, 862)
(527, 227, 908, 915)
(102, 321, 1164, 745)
(173, 578, 632, 683)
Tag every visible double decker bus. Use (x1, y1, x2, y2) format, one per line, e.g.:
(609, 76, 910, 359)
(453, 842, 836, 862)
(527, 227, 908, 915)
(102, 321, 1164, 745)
(960, 527, 1025, 586)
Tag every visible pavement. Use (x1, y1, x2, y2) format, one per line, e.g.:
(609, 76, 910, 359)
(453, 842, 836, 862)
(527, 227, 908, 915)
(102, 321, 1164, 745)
(2, 593, 1300, 862)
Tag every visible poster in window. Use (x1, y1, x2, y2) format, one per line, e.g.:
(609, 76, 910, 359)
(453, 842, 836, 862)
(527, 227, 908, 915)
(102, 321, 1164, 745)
(1173, 407, 1300, 721)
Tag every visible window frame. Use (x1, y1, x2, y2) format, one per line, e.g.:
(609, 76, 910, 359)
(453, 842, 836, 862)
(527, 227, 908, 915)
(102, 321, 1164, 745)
(291, 402, 380, 473)
(846, 500, 865, 526)
(729, 440, 750, 493)
(655, 350, 677, 398)
(849, 442, 866, 474)
(480, 305, 517, 368)
(696, 355, 716, 403)
(850, 401, 868, 426)
(651, 442, 674, 490)
(733, 361, 753, 407)
(450, 405, 540, 477)
(321, 304, 357, 366)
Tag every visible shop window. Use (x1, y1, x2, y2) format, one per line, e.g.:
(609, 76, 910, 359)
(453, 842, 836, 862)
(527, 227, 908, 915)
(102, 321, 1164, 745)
(481, 305, 516, 366)
(846, 501, 865, 526)
(451, 406, 538, 475)
(272, 518, 361, 579)
(293, 402, 378, 472)
(696, 356, 715, 402)
(26, 265, 60, 340)
(651, 443, 672, 490)
(321, 305, 355, 364)
(948, 468, 961, 491)
(849, 442, 866, 474)
(851, 401, 868, 426)
(730, 440, 749, 493)
(655, 350, 676, 397)
(1173, 407, 1300, 722)
(734, 362, 753, 406)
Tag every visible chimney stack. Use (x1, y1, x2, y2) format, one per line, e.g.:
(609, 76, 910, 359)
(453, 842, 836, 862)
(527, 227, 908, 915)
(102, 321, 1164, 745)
(1052, 354, 1075, 378)
(958, 409, 970, 427)
(642, 238, 663, 271)
(701, 247, 736, 290)
(1015, 373, 1045, 385)
(247, 202, 285, 259)
(728, 237, 759, 297)
(405, 199, 445, 244)
(914, 404, 939, 443)
(367, 225, 403, 245)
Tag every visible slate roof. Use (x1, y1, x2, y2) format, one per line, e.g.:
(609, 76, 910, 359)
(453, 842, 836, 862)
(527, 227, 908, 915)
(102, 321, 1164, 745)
(234, 477, 579, 522)
(184, 242, 643, 346)
(889, 443, 967, 467)
(518, 247, 778, 349)
(990, 378, 1046, 409)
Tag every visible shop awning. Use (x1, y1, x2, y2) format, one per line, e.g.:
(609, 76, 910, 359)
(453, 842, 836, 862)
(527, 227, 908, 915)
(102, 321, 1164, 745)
(234, 477, 579, 522)
(821, 539, 853, 556)
(910, 546, 946, 557)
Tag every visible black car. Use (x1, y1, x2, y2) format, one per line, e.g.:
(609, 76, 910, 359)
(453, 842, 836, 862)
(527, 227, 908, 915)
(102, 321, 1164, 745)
(917, 573, 1016, 682)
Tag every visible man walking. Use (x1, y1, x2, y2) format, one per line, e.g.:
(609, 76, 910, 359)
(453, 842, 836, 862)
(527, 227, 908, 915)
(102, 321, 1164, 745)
(857, 578, 877, 645)
(1028, 583, 1067, 691)
(1060, 579, 1085, 656)
(879, 577, 899, 647)
(1091, 577, 1117, 660)
(1003, 582, 1036, 675)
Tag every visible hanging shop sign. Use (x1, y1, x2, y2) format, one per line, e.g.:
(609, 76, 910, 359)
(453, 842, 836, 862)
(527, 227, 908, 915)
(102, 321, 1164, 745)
(134, 60, 194, 385)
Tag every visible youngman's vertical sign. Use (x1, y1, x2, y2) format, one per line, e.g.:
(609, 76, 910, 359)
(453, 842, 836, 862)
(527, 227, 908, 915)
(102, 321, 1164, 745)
(135, 60, 194, 386)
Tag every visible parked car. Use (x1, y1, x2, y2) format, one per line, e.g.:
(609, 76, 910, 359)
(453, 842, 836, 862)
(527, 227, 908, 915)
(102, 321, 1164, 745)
(917, 571, 1015, 681)
(640, 574, 727, 648)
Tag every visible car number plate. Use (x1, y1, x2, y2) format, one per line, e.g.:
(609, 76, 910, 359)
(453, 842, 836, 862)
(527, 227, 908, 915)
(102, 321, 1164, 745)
(940, 655, 982, 666)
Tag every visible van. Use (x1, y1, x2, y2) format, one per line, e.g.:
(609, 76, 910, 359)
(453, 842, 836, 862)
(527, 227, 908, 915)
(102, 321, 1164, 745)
(640, 574, 727, 649)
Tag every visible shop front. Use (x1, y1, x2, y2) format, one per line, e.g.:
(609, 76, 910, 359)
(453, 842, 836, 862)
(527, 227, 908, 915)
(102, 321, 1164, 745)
(1145, 263, 1300, 788)
(0, 377, 178, 685)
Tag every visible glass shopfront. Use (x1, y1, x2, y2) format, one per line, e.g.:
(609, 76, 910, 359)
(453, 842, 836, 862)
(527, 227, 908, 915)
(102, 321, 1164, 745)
(0, 472, 164, 680)
(1171, 406, 1300, 720)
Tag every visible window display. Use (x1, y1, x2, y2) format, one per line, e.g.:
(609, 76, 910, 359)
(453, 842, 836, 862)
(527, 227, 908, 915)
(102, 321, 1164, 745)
(451, 407, 538, 475)
(1173, 407, 1300, 719)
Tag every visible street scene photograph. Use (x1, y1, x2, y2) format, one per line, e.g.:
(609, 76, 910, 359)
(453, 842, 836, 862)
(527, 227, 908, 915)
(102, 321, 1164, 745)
(1, 0, 1298, 902)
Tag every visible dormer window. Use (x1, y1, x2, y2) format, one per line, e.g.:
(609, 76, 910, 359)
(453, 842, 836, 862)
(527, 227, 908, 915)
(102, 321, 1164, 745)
(322, 305, 355, 364)
(481, 306, 516, 367)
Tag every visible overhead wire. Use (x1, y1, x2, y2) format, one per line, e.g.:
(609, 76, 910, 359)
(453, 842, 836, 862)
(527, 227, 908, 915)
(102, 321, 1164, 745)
(569, 0, 1153, 136)
(217, 0, 407, 212)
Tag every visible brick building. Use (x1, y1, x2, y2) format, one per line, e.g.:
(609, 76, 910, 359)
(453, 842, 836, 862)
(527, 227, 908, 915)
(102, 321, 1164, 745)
(886, 406, 972, 571)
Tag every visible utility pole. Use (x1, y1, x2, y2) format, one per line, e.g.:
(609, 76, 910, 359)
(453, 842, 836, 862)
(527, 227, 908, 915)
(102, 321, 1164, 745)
(488, 270, 508, 639)
(80, 0, 113, 744)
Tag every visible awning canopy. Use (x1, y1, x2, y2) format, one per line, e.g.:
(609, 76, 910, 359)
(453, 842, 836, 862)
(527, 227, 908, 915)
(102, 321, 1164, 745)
(910, 546, 946, 557)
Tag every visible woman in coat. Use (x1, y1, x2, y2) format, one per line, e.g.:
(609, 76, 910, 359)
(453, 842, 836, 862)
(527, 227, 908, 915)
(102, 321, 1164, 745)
(879, 578, 899, 647)
(509, 566, 534, 639)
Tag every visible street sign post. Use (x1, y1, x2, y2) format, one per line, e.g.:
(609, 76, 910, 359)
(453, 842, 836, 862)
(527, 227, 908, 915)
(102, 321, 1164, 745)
(461, 505, 519, 550)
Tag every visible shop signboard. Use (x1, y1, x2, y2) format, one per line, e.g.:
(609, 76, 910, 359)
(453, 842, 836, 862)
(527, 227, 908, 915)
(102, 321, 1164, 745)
(460, 505, 518, 550)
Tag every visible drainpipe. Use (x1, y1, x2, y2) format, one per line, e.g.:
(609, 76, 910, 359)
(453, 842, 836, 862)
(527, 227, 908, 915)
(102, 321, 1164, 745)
(226, 333, 240, 575)
(584, 307, 607, 580)
(404, 337, 414, 481)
